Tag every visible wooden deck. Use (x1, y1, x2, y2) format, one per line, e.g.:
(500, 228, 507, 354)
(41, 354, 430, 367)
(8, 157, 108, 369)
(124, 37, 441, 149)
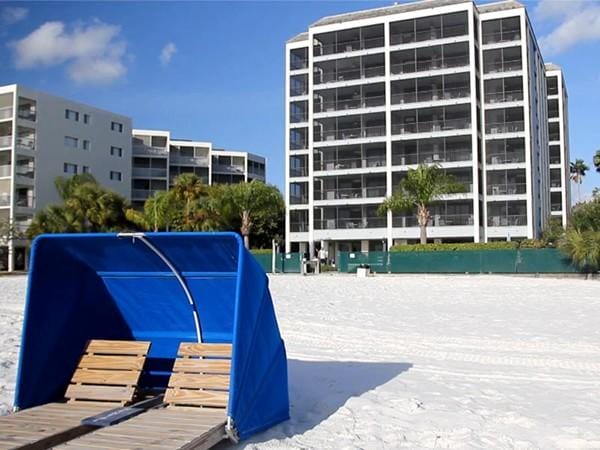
(54, 342, 233, 450)
(0, 340, 150, 450)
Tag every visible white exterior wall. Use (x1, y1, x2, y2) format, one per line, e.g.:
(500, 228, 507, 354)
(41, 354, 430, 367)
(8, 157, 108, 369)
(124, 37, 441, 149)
(545, 67, 570, 227)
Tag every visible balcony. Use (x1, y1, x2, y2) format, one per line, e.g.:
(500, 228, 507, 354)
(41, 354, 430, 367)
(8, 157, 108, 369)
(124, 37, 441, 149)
(314, 36, 385, 57)
(550, 179, 562, 188)
(15, 196, 35, 209)
(551, 203, 562, 212)
(482, 29, 520, 45)
(484, 90, 524, 104)
(315, 125, 386, 142)
(0, 165, 10, 177)
(487, 183, 526, 196)
(290, 222, 309, 233)
(487, 152, 525, 164)
(485, 121, 524, 134)
(290, 166, 308, 177)
(17, 108, 36, 122)
(315, 186, 386, 201)
(487, 215, 527, 226)
(315, 95, 385, 114)
(132, 189, 162, 200)
(15, 137, 35, 151)
(169, 155, 209, 166)
(15, 166, 34, 179)
(132, 167, 168, 178)
(290, 195, 308, 205)
(390, 23, 468, 46)
(392, 86, 470, 105)
(392, 118, 470, 135)
(483, 59, 522, 74)
(0, 136, 11, 148)
(212, 163, 244, 174)
(315, 156, 386, 171)
(0, 107, 12, 121)
(392, 148, 471, 165)
(314, 217, 386, 230)
(390, 55, 469, 76)
(315, 65, 385, 85)
(132, 145, 168, 157)
(393, 213, 473, 227)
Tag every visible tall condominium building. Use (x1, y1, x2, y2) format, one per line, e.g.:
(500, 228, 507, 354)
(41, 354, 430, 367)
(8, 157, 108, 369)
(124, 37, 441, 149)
(0, 84, 132, 270)
(132, 129, 266, 208)
(285, 0, 563, 255)
(545, 63, 570, 227)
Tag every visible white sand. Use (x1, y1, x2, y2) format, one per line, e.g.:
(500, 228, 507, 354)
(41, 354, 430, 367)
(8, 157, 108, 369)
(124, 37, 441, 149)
(2, 274, 600, 448)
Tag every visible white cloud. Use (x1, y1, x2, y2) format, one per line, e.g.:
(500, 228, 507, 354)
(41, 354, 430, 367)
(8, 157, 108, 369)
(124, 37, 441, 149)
(9, 20, 128, 84)
(1, 6, 28, 25)
(536, 0, 600, 55)
(159, 42, 177, 67)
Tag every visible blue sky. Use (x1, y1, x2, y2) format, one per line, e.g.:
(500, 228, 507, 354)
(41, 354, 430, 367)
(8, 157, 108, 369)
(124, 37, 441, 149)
(0, 0, 599, 197)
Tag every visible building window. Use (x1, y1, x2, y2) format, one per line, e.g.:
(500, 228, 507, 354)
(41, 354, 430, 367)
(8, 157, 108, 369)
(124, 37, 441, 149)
(111, 121, 124, 132)
(110, 146, 123, 157)
(64, 136, 78, 148)
(65, 109, 79, 121)
(83, 114, 90, 124)
(110, 170, 122, 181)
(82, 166, 90, 174)
(82, 140, 91, 150)
(64, 163, 78, 174)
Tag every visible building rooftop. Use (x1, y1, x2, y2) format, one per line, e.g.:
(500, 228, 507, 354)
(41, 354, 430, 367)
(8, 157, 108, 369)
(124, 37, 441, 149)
(310, 0, 469, 28)
(287, 32, 308, 44)
(477, 0, 523, 13)
(545, 62, 562, 72)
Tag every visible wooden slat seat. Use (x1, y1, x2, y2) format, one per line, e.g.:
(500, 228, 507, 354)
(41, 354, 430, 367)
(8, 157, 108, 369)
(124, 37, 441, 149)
(54, 342, 233, 450)
(0, 339, 151, 450)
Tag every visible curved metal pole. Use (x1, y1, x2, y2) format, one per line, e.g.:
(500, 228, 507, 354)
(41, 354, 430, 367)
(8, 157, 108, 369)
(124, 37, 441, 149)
(117, 232, 202, 343)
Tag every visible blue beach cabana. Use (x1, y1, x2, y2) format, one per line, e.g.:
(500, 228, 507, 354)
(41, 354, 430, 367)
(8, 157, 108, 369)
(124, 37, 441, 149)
(15, 232, 289, 441)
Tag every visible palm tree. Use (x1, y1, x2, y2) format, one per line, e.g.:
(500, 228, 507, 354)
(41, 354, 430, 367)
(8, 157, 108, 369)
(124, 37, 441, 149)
(570, 159, 589, 203)
(559, 228, 600, 273)
(170, 173, 208, 231)
(378, 164, 464, 244)
(126, 190, 178, 231)
(219, 181, 284, 249)
(593, 149, 600, 173)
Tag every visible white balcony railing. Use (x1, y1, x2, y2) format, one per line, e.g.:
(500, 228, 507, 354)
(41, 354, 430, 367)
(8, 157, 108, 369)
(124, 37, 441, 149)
(0, 107, 13, 120)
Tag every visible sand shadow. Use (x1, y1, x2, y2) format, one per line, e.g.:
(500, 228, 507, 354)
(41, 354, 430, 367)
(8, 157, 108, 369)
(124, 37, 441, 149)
(218, 359, 412, 448)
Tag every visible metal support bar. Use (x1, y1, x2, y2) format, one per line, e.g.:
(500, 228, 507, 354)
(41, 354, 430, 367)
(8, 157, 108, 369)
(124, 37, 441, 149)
(117, 232, 202, 343)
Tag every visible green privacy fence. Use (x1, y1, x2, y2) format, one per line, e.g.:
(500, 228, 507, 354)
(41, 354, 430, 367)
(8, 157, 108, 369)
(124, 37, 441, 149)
(250, 252, 303, 273)
(337, 249, 578, 274)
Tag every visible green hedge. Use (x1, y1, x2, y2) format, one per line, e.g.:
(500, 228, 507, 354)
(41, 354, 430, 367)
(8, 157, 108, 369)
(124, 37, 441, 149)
(390, 241, 519, 252)
(250, 249, 272, 255)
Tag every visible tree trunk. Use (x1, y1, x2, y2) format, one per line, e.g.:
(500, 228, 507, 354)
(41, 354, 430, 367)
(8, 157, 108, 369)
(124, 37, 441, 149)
(241, 210, 251, 249)
(416, 204, 430, 245)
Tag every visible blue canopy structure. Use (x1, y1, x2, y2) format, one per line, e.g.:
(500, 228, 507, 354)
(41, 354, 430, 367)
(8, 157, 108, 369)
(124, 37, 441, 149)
(15, 232, 289, 440)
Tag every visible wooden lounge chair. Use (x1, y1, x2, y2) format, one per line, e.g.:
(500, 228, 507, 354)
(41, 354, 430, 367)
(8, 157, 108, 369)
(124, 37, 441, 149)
(57, 342, 232, 450)
(0, 339, 151, 450)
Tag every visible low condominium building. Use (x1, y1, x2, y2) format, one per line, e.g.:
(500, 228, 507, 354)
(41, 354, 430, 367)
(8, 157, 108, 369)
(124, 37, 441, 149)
(285, 0, 568, 255)
(545, 63, 570, 227)
(0, 86, 267, 270)
(0, 84, 132, 270)
(132, 129, 266, 209)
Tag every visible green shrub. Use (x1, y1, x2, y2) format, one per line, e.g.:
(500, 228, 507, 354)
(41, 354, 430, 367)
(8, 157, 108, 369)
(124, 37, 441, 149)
(250, 249, 272, 255)
(320, 264, 337, 272)
(518, 239, 546, 249)
(559, 229, 600, 272)
(390, 241, 519, 252)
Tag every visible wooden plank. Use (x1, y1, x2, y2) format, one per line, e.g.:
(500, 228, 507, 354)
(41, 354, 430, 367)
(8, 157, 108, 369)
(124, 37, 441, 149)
(77, 354, 145, 371)
(164, 389, 228, 408)
(65, 384, 135, 403)
(168, 373, 230, 390)
(71, 368, 140, 386)
(172, 359, 230, 374)
(86, 340, 151, 356)
(178, 343, 232, 358)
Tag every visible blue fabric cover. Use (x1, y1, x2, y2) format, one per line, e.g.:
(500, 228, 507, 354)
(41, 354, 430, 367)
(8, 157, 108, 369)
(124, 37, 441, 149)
(15, 232, 289, 440)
